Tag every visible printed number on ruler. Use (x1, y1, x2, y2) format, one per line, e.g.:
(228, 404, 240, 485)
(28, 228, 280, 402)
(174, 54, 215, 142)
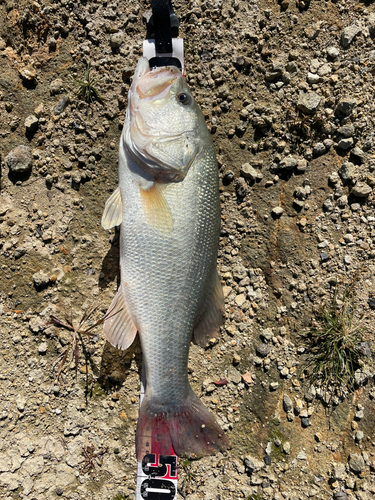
(140, 454, 177, 499)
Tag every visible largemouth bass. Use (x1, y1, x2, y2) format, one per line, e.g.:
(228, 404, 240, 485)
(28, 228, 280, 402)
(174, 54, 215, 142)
(102, 57, 230, 459)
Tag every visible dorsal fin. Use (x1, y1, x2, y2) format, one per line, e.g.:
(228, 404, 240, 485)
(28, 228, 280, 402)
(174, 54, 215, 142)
(102, 187, 123, 230)
(194, 271, 225, 347)
(103, 286, 137, 350)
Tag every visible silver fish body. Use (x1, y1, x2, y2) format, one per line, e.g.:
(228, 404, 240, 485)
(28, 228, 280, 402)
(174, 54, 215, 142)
(102, 57, 229, 458)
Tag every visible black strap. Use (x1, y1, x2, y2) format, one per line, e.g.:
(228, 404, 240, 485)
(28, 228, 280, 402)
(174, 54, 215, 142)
(149, 0, 179, 53)
(152, 0, 172, 53)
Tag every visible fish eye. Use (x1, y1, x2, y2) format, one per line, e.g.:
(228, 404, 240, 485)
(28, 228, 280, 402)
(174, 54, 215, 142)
(177, 92, 191, 105)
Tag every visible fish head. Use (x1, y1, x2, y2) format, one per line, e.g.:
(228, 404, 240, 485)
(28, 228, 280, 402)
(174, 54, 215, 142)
(125, 57, 207, 181)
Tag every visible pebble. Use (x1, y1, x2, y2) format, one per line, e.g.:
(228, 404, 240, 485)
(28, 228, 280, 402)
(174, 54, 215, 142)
(279, 155, 297, 170)
(53, 95, 70, 115)
(337, 124, 355, 137)
(327, 46, 340, 59)
(339, 162, 355, 182)
(50, 78, 65, 95)
(336, 97, 356, 116)
(341, 25, 361, 48)
(297, 450, 307, 460)
(256, 343, 270, 358)
(25, 115, 38, 133)
(271, 206, 283, 217)
(351, 182, 372, 198)
(283, 394, 293, 413)
(320, 251, 330, 262)
(38, 342, 48, 354)
(313, 142, 326, 156)
(5, 145, 33, 173)
(32, 270, 50, 288)
(240, 163, 259, 181)
(282, 442, 291, 454)
(351, 146, 365, 163)
(337, 138, 354, 150)
(348, 453, 365, 473)
(297, 92, 321, 114)
(110, 31, 124, 48)
(355, 430, 364, 442)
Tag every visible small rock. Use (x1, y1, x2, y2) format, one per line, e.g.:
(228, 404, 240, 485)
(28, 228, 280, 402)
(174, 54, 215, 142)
(336, 97, 356, 116)
(279, 155, 297, 170)
(242, 372, 253, 385)
(110, 31, 124, 48)
(307, 72, 320, 84)
(53, 95, 70, 115)
(38, 342, 48, 354)
(348, 453, 365, 474)
(350, 147, 365, 163)
(327, 46, 340, 60)
(244, 456, 266, 473)
(6, 145, 32, 174)
(34, 103, 44, 118)
(16, 396, 26, 411)
(256, 343, 270, 358)
(20, 66, 36, 82)
(337, 138, 354, 150)
(297, 92, 321, 114)
(333, 492, 348, 500)
(337, 124, 355, 137)
(261, 328, 273, 341)
(317, 63, 331, 76)
(355, 430, 364, 442)
(235, 293, 246, 307)
(283, 394, 293, 413)
(301, 417, 311, 428)
(227, 366, 242, 384)
(271, 206, 283, 217)
(240, 163, 258, 181)
(313, 142, 326, 156)
(282, 442, 291, 454)
(32, 270, 50, 288)
(339, 162, 355, 182)
(25, 115, 38, 133)
(341, 25, 361, 48)
(50, 78, 64, 95)
(320, 252, 330, 262)
(351, 182, 372, 198)
(297, 450, 307, 460)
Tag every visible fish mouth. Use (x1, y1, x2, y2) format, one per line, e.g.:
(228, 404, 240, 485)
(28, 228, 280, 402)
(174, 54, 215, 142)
(135, 62, 181, 101)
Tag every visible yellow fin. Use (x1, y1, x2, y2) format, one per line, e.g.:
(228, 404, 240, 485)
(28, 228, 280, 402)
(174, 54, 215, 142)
(103, 286, 137, 350)
(194, 271, 225, 347)
(139, 182, 173, 233)
(101, 187, 122, 230)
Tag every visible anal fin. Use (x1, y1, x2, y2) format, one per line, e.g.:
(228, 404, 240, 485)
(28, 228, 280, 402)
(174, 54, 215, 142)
(102, 186, 123, 230)
(103, 285, 137, 350)
(194, 271, 225, 347)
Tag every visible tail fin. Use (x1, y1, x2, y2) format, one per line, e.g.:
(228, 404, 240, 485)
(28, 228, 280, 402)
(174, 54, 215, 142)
(136, 391, 230, 460)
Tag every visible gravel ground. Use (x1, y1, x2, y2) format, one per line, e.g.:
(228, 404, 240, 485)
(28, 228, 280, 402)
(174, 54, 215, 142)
(1, 0, 375, 499)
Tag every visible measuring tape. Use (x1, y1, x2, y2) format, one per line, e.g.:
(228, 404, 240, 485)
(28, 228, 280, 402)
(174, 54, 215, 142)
(135, 365, 179, 499)
(135, 2, 183, 498)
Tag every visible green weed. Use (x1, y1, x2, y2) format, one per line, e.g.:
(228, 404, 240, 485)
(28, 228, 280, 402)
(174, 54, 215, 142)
(72, 64, 103, 104)
(303, 280, 368, 391)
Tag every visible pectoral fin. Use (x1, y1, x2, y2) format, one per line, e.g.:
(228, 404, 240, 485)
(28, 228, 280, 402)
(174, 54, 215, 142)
(103, 286, 137, 350)
(194, 271, 225, 347)
(101, 187, 123, 230)
(139, 182, 173, 233)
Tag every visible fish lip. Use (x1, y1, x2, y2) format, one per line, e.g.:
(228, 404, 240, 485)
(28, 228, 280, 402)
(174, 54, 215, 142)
(136, 68, 180, 100)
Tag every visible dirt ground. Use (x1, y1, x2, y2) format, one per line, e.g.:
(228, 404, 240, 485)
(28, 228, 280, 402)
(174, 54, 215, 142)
(1, 0, 375, 499)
